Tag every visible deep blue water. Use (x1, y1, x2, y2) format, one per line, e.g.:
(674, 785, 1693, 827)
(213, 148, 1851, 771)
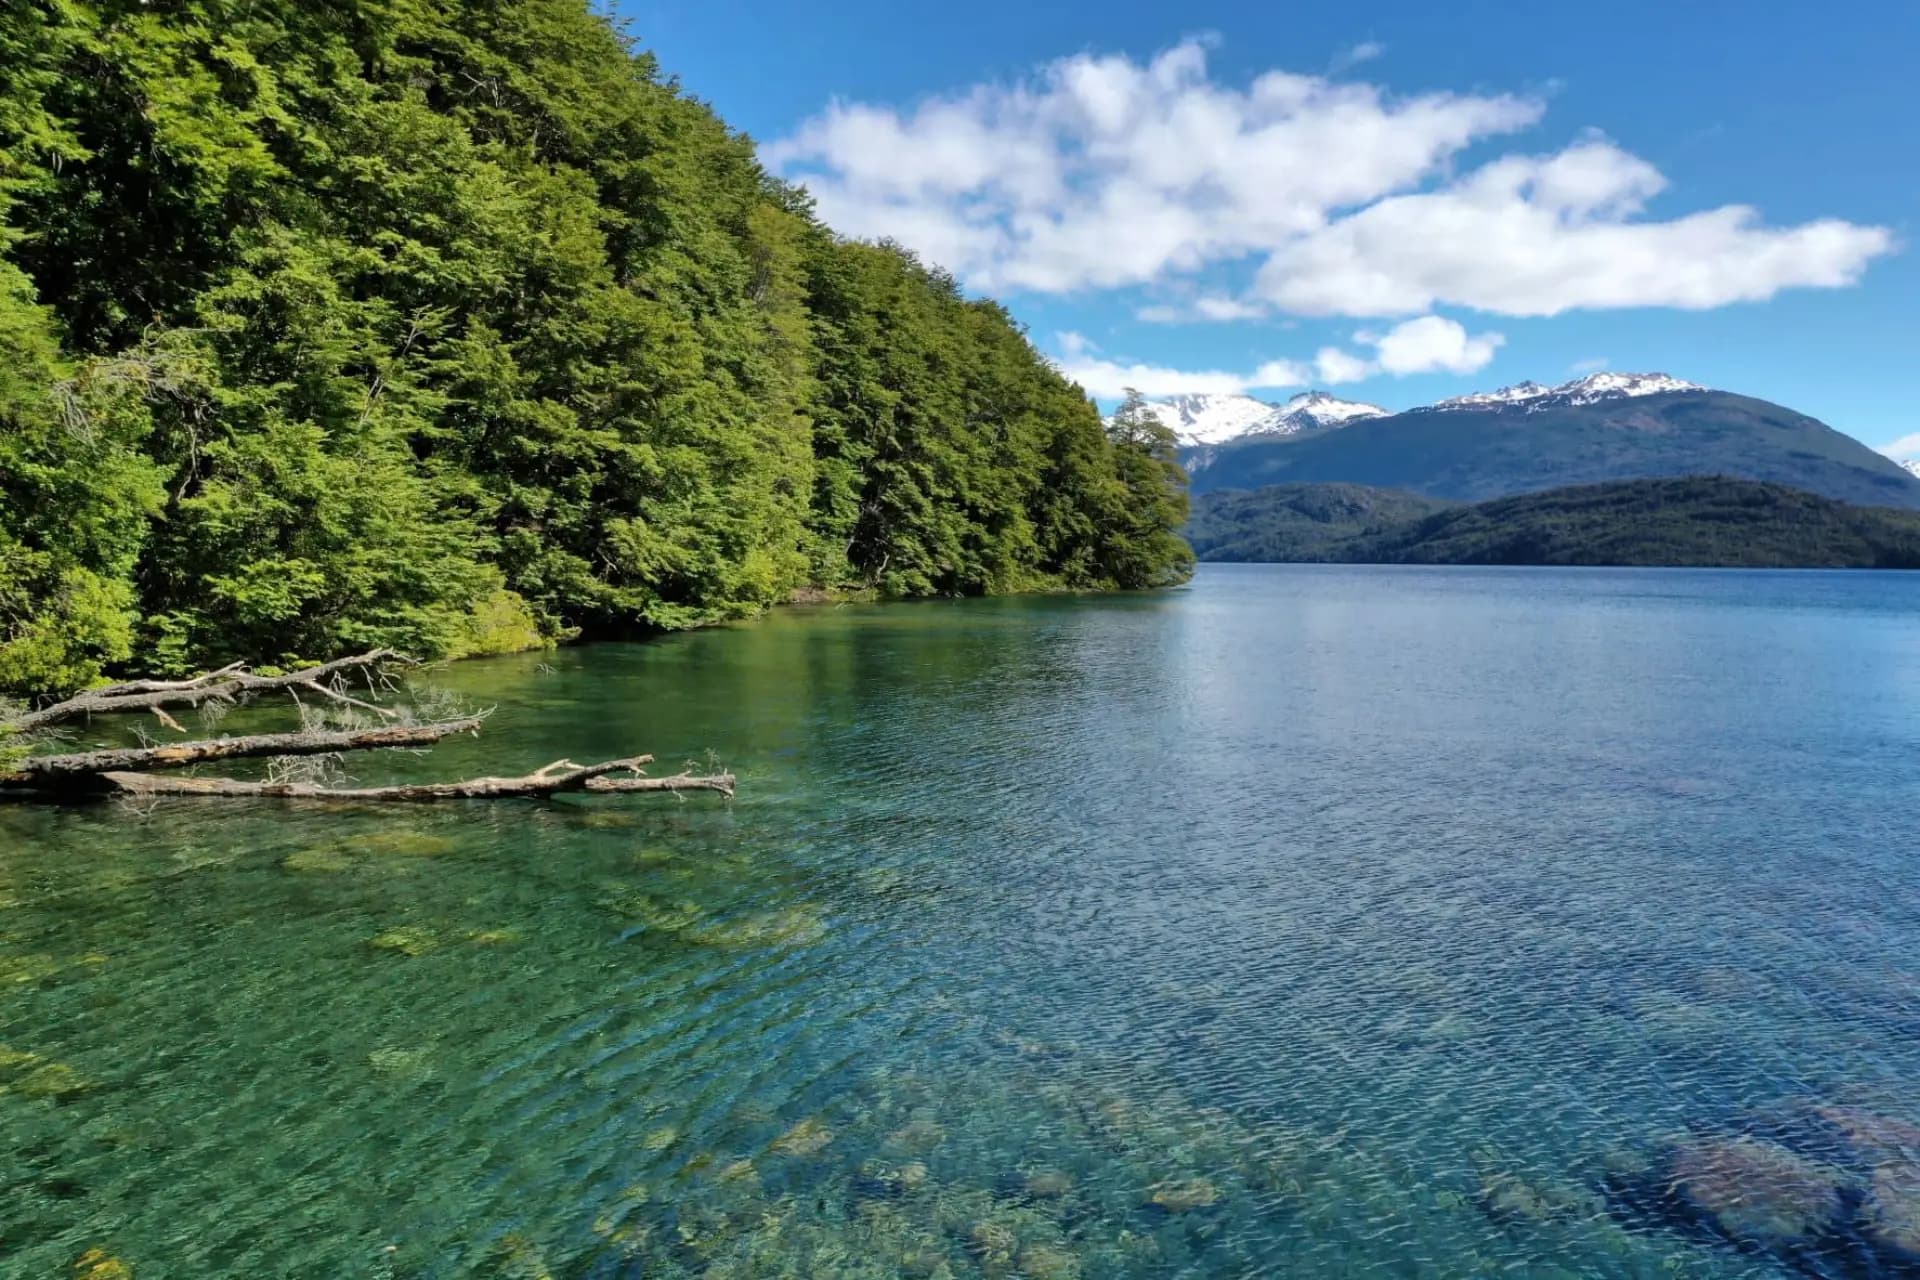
(5, 564, 1920, 1277)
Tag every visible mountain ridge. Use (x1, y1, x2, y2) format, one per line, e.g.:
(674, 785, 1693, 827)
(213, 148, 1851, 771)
(1126, 371, 1704, 449)
(1186, 477, 1920, 569)
(1139, 390, 1386, 445)
(1177, 385, 1920, 511)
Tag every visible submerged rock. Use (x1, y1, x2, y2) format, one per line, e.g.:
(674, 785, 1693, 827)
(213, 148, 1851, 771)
(1148, 1177, 1219, 1212)
(1814, 1105, 1920, 1261)
(886, 1116, 947, 1154)
(359, 831, 456, 858)
(1476, 1169, 1603, 1225)
(692, 906, 826, 949)
(73, 1250, 132, 1280)
(1666, 1135, 1851, 1246)
(1017, 1244, 1080, 1279)
(0, 952, 63, 984)
(368, 1046, 432, 1077)
(968, 1220, 1016, 1264)
(282, 848, 355, 874)
(1815, 1104, 1920, 1167)
(490, 1232, 554, 1280)
(771, 1116, 833, 1157)
(1024, 1169, 1073, 1200)
(0, 1044, 94, 1099)
(366, 926, 441, 957)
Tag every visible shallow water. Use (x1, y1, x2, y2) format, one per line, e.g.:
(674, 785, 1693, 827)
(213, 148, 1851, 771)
(7, 565, 1920, 1278)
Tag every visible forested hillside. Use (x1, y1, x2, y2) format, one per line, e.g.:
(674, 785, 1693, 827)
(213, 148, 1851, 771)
(0, 0, 1190, 695)
(1188, 477, 1920, 568)
(1185, 483, 1454, 562)
(1183, 391, 1920, 510)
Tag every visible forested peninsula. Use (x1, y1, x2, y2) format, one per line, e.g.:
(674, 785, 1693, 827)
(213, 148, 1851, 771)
(0, 0, 1192, 698)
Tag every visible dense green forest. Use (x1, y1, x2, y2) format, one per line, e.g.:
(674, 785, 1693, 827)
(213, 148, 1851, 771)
(0, 0, 1191, 696)
(1188, 477, 1920, 568)
(1185, 483, 1454, 562)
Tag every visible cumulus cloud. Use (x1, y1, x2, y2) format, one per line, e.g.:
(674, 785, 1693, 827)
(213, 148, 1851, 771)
(1053, 314, 1503, 397)
(768, 40, 1541, 296)
(1357, 315, 1505, 375)
(1137, 295, 1269, 324)
(1253, 138, 1896, 316)
(1877, 433, 1920, 460)
(768, 45, 1895, 319)
(1055, 352, 1309, 399)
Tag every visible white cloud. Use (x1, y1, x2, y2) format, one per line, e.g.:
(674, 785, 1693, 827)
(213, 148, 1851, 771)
(1571, 356, 1610, 373)
(1054, 352, 1308, 399)
(769, 40, 1541, 297)
(1877, 433, 1920, 460)
(1329, 40, 1386, 75)
(1359, 315, 1505, 375)
(1312, 346, 1374, 384)
(1254, 138, 1896, 317)
(1137, 294, 1271, 324)
(1053, 313, 1502, 397)
(769, 46, 1895, 319)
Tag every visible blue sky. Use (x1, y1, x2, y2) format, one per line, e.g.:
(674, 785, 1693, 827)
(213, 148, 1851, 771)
(622, 0, 1918, 453)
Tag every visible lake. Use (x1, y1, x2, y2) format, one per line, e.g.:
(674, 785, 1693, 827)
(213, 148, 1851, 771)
(6, 564, 1920, 1278)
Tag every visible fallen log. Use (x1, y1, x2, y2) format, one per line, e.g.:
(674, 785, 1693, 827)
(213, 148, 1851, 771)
(3, 650, 735, 805)
(6, 649, 405, 732)
(89, 758, 735, 801)
(0, 717, 484, 789)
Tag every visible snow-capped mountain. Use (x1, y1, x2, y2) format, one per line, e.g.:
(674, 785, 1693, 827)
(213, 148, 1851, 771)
(1429, 372, 1703, 412)
(1272, 390, 1389, 432)
(1138, 394, 1285, 446)
(1899, 459, 1920, 480)
(1132, 390, 1387, 446)
(1134, 373, 1704, 448)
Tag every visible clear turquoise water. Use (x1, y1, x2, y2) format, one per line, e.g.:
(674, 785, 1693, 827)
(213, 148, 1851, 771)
(7, 564, 1920, 1278)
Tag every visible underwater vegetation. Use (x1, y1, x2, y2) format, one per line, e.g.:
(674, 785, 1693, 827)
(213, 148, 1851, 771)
(0, 1044, 94, 1100)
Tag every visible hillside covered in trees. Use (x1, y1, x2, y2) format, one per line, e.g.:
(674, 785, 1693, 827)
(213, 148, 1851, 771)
(0, 0, 1191, 696)
(1188, 477, 1920, 568)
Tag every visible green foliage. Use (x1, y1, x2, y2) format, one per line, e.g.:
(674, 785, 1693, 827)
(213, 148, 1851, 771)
(1190, 476, 1920, 568)
(1186, 484, 1456, 562)
(0, 0, 1187, 696)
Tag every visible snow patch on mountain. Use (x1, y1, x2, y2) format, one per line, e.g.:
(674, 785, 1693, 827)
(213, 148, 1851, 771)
(1137, 394, 1283, 446)
(1134, 372, 1707, 448)
(1430, 372, 1703, 412)
(1132, 391, 1386, 446)
(1274, 390, 1389, 430)
(1899, 459, 1920, 480)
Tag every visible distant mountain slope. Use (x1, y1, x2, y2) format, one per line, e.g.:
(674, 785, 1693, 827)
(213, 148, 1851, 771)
(1185, 390, 1920, 511)
(1188, 477, 1920, 568)
(1185, 484, 1454, 561)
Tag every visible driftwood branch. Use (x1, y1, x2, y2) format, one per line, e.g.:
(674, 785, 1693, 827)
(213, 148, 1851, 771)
(2, 649, 735, 805)
(0, 717, 484, 789)
(6, 649, 406, 732)
(88, 759, 736, 801)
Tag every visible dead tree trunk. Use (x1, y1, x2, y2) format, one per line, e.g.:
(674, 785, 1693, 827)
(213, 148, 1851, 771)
(7, 649, 404, 732)
(1, 651, 734, 804)
(92, 762, 735, 801)
(0, 718, 484, 790)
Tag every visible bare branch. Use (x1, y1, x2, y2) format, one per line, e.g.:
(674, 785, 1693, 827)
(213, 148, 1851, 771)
(5, 650, 408, 732)
(82, 756, 734, 802)
(0, 717, 483, 789)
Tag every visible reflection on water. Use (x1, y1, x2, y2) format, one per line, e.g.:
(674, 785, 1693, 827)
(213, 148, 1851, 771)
(6, 565, 1920, 1276)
